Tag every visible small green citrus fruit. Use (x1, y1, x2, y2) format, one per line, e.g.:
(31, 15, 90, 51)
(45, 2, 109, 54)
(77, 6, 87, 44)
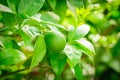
(45, 30, 66, 52)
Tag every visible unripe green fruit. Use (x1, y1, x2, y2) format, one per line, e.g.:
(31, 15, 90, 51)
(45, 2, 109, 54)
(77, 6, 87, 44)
(44, 30, 66, 52)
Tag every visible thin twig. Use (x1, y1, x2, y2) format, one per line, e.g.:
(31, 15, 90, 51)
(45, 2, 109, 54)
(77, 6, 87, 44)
(0, 65, 51, 78)
(0, 68, 27, 78)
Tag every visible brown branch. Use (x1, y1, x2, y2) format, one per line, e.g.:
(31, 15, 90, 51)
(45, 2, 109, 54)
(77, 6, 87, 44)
(0, 65, 52, 78)
(0, 68, 27, 78)
(101, 25, 116, 35)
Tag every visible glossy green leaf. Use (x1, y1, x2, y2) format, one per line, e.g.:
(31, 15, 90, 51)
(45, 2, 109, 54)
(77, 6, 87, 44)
(0, 48, 26, 65)
(18, 0, 45, 16)
(40, 11, 60, 23)
(64, 45, 82, 68)
(74, 64, 82, 80)
(73, 38, 95, 61)
(49, 51, 67, 76)
(47, 0, 56, 10)
(7, 0, 20, 13)
(19, 29, 32, 46)
(55, 0, 67, 21)
(74, 24, 90, 39)
(30, 35, 46, 69)
(68, 24, 90, 42)
(0, 4, 14, 13)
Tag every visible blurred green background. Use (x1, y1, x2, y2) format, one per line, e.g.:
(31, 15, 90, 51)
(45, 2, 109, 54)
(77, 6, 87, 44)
(85, 0, 120, 80)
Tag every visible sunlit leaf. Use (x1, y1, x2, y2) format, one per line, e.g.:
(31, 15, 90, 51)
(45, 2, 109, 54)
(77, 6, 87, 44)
(68, 24, 90, 42)
(30, 35, 46, 69)
(0, 4, 14, 13)
(0, 48, 26, 65)
(40, 11, 60, 23)
(18, 0, 45, 16)
(64, 45, 82, 68)
(73, 38, 95, 61)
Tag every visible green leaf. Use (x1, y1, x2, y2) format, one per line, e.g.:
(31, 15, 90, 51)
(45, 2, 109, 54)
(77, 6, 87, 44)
(19, 29, 32, 46)
(30, 35, 46, 69)
(49, 51, 67, 76)
(0, 48, 26, 65)
(7, 0, 20, 13)
(74, 64, 82, 80)
(109, 59, 120, 73)
(64, 45, 82, 68)
(70, 0, 84, 9)
(23, 18, 67, 34)
(68, 24, 90, 42)
(23, 18, 40, 27)
(47, 0, 57, 10)
(67, 0, 84, 18)
(40, 11, 60, 23)
(68, 26, 75, 42)
(0, 4, 14, 13)
(18, 0, 45, 16)
(0, 36, 13, 48)
(2, 12, 17, 27)
(23, 16, 67, 33)
(67, 0, 76, 15)
(55, 0, 67, 21)
(42, 21, 67, 31)
(73, 38, 95, 61)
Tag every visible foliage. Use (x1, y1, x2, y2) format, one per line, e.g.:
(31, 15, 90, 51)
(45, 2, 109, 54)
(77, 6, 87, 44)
(0, 0, 95, 80)
(0, 0, 120, 80)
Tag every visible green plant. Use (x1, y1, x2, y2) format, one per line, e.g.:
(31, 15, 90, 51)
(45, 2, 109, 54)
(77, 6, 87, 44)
(0, 0, 95, 80)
